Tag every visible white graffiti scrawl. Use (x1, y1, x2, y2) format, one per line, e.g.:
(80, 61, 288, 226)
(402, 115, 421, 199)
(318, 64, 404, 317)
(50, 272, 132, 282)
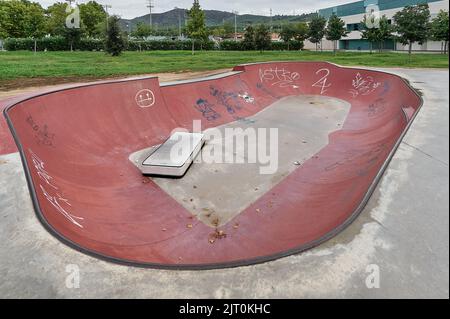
(29, 149, 84, 228)
(259, 67, 300, 89)
(40, 185, 84, 228)
(312, 68, 332, 95)
(30, 150, 57, 189)
(349, 73, 382, 98)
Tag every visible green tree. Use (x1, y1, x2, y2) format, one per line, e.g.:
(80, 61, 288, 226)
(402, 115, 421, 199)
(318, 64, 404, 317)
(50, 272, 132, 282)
(294, 22, 309, 42)
(254, 24, 271, 52)
(79, 1, 106, 38)
(279, 24, 296, 50)
(0, 2, 7, 39)
(376, 16, 393, 52)
(242, 24, 255, 50)
(211, 26, 225, 38)
(430, 10, 449, 54)
(308, 15, 326, 51)
(104, 15, 125, 56)
(325, 14, 348, 55)
(46, 2, 69, 36)
(25, 2, 46, 51)
(64, 25, 83, 52)
(361, 16, 377, 53)
(361, 15, 393, 53)
(393, 4, 431, 57)
(0, 0, 28, 38)
(223, 21, 234, 38)
(186, 0, 207, 55)
(131, 22, 153, 40)
(46, 2, 85, 51)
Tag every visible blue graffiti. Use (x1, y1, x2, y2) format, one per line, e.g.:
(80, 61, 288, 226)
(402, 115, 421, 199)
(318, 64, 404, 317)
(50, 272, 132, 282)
(195, 99, 221, 121)
(209, 85, 243, 115)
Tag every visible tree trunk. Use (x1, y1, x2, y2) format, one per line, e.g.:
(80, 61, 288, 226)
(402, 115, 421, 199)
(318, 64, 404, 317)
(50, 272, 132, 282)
(34, 39, 37, 53)
(192, 40, 195, 55)
(370, 42, 373, 54)
(334, 40, 337, 55)
(408, 42, 412, 62)
(445, 41, 448, 55)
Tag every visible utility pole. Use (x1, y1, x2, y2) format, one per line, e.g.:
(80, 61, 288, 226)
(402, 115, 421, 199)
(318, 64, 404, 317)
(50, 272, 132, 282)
(147, 0, 154, 27)
(270, 8, 273, 32)
(102, 4, 112, 30)
(233, 11, 238, 42)
(179, 12, 182, 38)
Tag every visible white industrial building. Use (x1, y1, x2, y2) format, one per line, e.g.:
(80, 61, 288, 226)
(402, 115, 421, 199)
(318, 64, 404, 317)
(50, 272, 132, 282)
(304, 0, 449, 52)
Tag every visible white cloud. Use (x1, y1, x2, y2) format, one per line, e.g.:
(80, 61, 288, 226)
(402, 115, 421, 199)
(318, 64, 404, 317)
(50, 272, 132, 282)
(34, 0, 354, 19)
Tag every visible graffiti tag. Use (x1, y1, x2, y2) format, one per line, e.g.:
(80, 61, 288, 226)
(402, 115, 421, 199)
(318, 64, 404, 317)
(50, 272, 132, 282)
(259, 67, 300, 89)
(29, 149, 84, 228)
(349, 73, 382, 98)
(210, 86, 243, 115)
(195, 99, 221, 121)
(26, 116, 55, 147)
(312, 68, 332, 95)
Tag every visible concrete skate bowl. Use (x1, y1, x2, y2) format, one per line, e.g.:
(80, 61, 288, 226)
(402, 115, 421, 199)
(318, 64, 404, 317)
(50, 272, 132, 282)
(2, 62, 422, 269)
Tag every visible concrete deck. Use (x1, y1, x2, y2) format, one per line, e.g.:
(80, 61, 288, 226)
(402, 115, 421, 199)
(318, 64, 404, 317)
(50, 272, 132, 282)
(0, 68, 448, 298)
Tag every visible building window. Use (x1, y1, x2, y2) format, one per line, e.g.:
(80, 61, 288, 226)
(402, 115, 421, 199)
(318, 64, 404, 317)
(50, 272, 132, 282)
(347, 23, 361, 31)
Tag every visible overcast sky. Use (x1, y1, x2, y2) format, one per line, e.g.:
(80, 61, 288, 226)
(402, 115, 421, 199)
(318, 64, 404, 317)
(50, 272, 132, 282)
(33, 0, 355, 19)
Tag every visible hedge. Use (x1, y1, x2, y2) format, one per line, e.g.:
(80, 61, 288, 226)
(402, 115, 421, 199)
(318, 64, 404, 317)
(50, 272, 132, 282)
(4, 37, 104, 51)
(127, 40, 216, 51)
(220, 40, 305, 51)
(3, 37, 217, 52)
(3, 37, 304, 52)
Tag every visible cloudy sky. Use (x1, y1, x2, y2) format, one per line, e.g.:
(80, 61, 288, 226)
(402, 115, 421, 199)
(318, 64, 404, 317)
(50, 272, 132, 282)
(34, 0, 354, 19)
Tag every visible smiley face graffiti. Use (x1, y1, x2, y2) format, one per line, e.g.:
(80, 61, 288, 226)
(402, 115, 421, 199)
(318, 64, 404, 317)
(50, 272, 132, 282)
(135, 89, 156, 108)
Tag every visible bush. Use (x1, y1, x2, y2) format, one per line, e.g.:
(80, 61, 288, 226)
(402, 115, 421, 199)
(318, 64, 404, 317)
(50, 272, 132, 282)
(127, 40, 215, 51)
(5, 37, 74, 51)
(3, 37, 303, 52)
(4, 37, 216, 51)
(271, 40, 304, 51)
(220, 39, 304, 51)
(219, 40, 243, 51)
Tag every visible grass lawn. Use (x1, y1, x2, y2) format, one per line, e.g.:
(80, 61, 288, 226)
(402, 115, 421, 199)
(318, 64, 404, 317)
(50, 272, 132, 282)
(0, 50, 448, 84)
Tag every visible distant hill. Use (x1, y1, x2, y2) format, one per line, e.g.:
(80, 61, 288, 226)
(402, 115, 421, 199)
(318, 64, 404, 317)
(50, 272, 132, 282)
(120, 8, 316, 32)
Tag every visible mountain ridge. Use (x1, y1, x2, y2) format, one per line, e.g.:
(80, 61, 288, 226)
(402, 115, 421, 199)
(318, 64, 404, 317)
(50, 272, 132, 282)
(120, 8, 316, 31)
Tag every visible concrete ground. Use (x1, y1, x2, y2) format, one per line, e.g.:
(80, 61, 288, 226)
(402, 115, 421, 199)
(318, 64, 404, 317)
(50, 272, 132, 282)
(0, 68, 448, 299)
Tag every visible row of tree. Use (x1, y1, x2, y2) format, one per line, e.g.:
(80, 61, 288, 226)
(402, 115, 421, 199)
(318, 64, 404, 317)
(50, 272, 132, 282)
(277, 4, 449, 56)
(1, 0, 449, 56)
(0, 0, 107, 39)
(362, 4, 449, 54)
